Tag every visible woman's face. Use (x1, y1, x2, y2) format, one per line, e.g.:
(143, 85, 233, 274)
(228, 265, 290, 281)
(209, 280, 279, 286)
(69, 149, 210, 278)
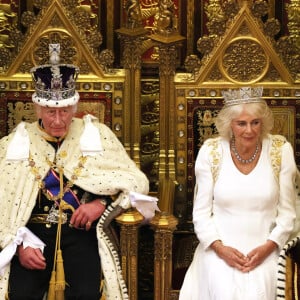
(38, 106, 75, 137)
(231, 110, 262, 147)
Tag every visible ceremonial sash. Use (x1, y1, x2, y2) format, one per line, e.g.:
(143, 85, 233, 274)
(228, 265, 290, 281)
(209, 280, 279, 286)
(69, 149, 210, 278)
(44, 169, 81, 209)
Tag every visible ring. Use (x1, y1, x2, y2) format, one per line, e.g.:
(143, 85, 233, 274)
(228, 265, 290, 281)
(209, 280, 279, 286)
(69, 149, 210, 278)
(86, 221, 92, 226)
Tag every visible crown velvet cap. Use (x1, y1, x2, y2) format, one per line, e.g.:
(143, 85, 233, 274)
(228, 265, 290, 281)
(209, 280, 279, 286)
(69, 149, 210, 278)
(222, 87, 265, 107)
(30, 44, 80, 107)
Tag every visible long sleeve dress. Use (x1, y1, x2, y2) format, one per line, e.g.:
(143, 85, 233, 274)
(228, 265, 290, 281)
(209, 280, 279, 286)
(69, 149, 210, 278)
(179, 135, 297, 300)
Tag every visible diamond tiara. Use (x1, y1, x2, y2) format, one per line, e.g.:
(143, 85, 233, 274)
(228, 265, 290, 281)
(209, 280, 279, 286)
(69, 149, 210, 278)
(222, 87, 264, 107)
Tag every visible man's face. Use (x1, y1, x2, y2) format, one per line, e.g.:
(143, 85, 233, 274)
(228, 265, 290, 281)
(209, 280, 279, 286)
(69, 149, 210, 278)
(38, 106, 75, 137)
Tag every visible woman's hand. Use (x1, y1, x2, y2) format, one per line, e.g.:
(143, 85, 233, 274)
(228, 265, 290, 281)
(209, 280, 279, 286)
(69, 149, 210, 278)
(211, 240, 278, 273)
(242, 240, 278, 272)
(70, 199, 106, 230)
(17, 245, 46, 270)
(211, 240, 248, 271)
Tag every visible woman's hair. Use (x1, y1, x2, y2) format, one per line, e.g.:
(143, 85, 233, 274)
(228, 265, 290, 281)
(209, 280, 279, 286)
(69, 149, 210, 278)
(215, 101, 274, 140)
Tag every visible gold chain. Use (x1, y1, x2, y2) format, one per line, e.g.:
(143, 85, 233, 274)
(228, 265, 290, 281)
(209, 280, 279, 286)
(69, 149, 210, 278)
(29, 152, 88, 202)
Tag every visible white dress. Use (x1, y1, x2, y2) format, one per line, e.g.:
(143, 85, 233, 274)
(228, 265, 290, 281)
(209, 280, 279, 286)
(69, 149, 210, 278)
(179, 136, 297, 300)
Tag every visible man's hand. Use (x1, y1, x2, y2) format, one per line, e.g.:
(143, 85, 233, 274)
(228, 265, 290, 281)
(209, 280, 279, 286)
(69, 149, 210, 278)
(17, 245, 46, 270)
(70, 199, 106, 231)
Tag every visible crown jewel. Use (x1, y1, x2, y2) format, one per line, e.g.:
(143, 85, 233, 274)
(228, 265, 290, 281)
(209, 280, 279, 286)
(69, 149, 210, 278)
(30, 44, 80, 107)
(222, 87, 264, 107)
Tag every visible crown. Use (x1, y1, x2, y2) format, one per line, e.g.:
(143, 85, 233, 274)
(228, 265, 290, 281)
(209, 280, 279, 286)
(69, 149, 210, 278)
(222, 87, 264, 107)
(30, 44, 80, 107)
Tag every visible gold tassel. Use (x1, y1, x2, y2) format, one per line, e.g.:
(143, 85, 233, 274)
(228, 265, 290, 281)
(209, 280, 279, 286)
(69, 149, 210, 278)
(100, 293, 106, 300)
(55, 249, 65, 300)
(100, 279, 106, 300)
(46, 166, 66, 300)
(47, 271, 56, 300)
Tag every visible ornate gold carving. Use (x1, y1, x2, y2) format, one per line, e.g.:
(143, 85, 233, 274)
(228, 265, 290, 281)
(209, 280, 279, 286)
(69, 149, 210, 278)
(264, 18, 281, 37)
(220, 37, 268, 83)
(223, 0, 239, 18)
(205, 0, 226, 35)
(98, 49, 115, 73)
(116, 209, 143, 300)
(151, 212, 178, 300)
(125, 0, 143, 29)
(121, 36, 143, 70)
(184, 54, 201, 80)
(251, 0, 269, 18)
(6, 100, 107, 134)
(286, 0, 300, 44)
(207, 65, 224, 81)
(153, 0, 178, 35)
(0, 3, 18, 72)
(32, 31, 77, 67)
(158, 45, 177, 76)
(196, 35, 215, 56)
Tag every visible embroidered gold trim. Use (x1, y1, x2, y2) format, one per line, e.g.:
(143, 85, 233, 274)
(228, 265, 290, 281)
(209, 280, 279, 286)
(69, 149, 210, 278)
(29, 152, 88, 202)
(207, 138, 222, 183)
(208, 135, 286, 183)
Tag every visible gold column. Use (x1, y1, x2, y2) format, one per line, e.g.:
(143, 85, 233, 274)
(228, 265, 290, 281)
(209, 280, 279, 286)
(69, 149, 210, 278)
(150, 212, 178, 300)
(150, 35, 185, 213)
(116, 27, 148, 166)
(116, 209, 144, 300)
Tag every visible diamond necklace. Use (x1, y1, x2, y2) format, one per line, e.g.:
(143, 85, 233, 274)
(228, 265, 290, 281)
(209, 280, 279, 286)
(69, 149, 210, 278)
(231, 138, 259, 164)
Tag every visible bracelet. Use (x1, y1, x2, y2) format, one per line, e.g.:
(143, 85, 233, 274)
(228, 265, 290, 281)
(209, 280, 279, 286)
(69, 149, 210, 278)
(212, 240, 223, 252)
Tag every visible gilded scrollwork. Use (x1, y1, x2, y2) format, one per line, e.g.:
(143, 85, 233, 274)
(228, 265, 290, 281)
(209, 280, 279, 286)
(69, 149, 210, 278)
(251, 0, 269, 18)
(33, 0, 50, 9)
(0, 3, 18, 71)
(158, 45, 177, 76)
(205, 0, 227, 35)
(221, 38, 268, 83)
(222, 0, 239, 18)
(196, 35, 215, 56)
(264, 18, 281, 37)
(32, 32, 77, 67)
(286, 0, 300, 41)
(7, 102, 36, 132)
(153, 0, 177, 35)
(98, 49, 115, 73)
(184, 54, 201, 80)
(125, 0, 143, 29)
(121, 36, 143, 70)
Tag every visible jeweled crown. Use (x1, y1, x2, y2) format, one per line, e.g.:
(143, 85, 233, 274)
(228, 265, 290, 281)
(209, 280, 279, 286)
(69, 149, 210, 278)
(222, 87, 264, 107)
(30, 44, 80, 107)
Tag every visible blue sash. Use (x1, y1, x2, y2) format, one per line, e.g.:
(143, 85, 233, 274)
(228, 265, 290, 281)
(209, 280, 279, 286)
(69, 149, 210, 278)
(44, 169, 81, 209)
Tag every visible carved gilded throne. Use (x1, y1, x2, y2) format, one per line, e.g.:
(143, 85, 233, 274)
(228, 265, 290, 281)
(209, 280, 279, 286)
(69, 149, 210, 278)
(0, 0, 300, 300)
(0, 1, 144, 299)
